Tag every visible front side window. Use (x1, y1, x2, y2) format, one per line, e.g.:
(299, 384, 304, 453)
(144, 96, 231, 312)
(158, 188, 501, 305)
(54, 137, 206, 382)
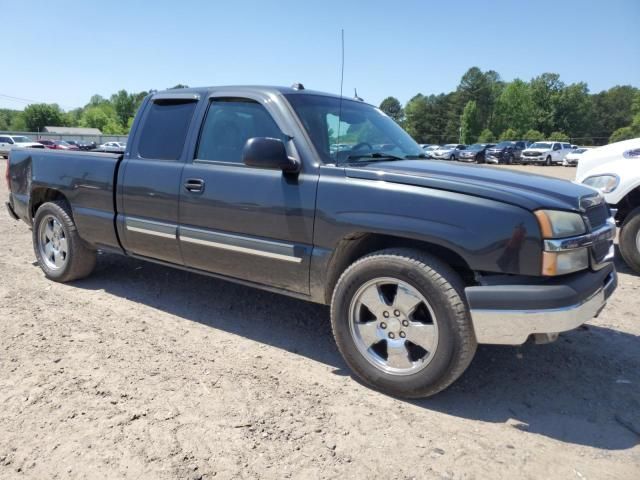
(285, 94, 423, 164)
(138, 100, 197, 160)
(196, 99, 285, 163)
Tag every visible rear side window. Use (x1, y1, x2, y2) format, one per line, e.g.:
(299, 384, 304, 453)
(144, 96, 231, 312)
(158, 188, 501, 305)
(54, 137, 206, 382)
(196, 99, 285, 164)
(138, 100, 197, 160)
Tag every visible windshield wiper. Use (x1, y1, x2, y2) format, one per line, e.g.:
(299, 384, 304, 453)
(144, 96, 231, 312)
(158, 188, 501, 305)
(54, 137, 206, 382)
(347, 152, 406, 162)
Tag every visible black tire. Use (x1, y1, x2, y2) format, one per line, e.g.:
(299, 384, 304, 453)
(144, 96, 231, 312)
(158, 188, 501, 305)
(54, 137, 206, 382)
(545, 155, 552, 166)
(506, 153, 513, 165)
(449, 155, 455, 161)
(32, 200, 97, 282)
(619, 208, 640, 274)
(330, 248, 477, 398)
(475, 154, 481, 163)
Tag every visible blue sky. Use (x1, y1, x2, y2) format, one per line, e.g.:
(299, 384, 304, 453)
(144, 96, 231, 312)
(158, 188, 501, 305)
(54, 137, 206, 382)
(2, 0, 639, 110)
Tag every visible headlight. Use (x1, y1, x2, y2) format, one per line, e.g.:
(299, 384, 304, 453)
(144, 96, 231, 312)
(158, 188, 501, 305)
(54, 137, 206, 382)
(582, 174, 619, 193)
(534, 210, 586, 238)
(542, 249, 589, 276)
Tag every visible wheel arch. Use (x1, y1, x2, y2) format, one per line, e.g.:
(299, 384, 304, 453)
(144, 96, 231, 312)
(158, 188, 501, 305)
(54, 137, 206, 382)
(613, 185, 640, 225)
(322, 232, 475, 304)
(30, 187, 70, 221)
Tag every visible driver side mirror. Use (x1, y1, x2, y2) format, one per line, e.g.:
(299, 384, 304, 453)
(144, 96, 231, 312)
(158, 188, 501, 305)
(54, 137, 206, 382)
(242, 137, 300, 174)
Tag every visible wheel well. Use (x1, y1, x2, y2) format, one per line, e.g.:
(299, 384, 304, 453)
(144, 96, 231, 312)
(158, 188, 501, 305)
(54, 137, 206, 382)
(323, 232, 474, 304)
(30, 188, 68, 219)
(614, 186, 640, 224)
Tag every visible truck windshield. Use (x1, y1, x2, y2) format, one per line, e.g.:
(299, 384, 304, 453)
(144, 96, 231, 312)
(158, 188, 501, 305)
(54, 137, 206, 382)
(285, 94, 423, 164)
(529, 142, 552, 149)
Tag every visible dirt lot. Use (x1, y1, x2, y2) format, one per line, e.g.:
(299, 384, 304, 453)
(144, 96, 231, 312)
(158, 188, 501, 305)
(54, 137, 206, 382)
(1, 161, 638, 479)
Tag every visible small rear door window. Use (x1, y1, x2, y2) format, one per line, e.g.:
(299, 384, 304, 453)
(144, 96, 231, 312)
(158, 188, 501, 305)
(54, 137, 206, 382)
(138, 100, 198, 160)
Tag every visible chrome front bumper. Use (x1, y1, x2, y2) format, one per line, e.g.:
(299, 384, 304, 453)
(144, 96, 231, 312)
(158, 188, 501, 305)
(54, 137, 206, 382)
(467, 268, 617, 345)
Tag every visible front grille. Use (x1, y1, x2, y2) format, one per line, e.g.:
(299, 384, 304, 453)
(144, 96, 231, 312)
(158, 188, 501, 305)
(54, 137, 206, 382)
(523, 151, 540, 157)
(585, 204, 608, 230)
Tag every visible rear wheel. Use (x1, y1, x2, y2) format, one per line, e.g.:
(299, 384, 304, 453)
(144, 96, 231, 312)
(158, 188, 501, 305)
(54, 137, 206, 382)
(619, 208, 640, 274)
(33, 201, 97, 282)
(330, 249, 477, 398)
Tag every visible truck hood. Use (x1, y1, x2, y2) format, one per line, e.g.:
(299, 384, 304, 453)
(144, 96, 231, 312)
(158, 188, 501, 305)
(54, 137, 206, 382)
(345, 160, 598, 211)
(523, 148, 550, 154)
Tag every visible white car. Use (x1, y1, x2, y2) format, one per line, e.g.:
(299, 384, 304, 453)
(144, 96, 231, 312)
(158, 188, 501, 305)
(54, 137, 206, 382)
(97, 141, 127, 153)
(431, 144, 466, 161)
(576, 138, 640, 273)
(563, 147, 590, 167)
(0, 135, 45, 158)
(520, 141, 573, 166)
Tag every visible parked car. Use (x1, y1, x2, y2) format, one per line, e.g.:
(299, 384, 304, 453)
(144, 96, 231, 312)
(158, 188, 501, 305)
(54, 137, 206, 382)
(77, 141, 97, 151)
(577, 138, 640, 273)
(0, 135, 44, 158)
(422, 145, 440, 158)
(521, 141, 573, 166)
(457, 143, 495, 163)
(6, 85, 617, 398)
(485, 140, 530, 164)
(431, 144, 466, 160)
(95, 141, 127, 153)
(563, 147, 590, 167)
(57, 140, 79, 150)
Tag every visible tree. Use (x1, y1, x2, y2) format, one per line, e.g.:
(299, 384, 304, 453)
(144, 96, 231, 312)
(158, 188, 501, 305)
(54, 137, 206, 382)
(499, 128, 519, 141)
(110, 90, 136, 128)
(492, 80, 534, 136)
(23, 103, 64, 131)
(548, 131, 570, 141)
(554, 82, 593, 139)
(379, 96, 404, 123)
(460, 100, 482, 144)
(170, 84, 189, 89)
(477, 128, 495, 142)
(529, 73, 564, 135)
(591, 85, 639, 143)
(609, 127, 635, 143)
(523, 129, 545, 141)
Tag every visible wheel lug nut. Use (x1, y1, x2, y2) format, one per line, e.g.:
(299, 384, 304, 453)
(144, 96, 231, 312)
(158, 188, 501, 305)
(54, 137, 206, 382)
(394, 310, 400, 317)
(383, 311, 390, 318)
(399, 331, 406, 338)
(380, 322, 387, 329)
(388, 332, 395, 339)
(402, 320, 409, 327)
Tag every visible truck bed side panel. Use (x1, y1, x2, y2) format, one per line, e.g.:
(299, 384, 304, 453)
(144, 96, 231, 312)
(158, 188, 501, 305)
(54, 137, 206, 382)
(9, 149, 123, 251)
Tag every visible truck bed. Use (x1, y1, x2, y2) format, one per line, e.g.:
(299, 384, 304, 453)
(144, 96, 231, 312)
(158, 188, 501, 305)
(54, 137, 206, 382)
(7, 148, 123, 252)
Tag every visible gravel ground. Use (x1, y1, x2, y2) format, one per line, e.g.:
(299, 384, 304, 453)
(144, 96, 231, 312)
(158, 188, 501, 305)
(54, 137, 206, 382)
(1, 161, 638, 479)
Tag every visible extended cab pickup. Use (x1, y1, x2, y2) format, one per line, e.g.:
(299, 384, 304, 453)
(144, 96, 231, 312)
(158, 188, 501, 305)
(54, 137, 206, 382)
(5, 86, 618, 398)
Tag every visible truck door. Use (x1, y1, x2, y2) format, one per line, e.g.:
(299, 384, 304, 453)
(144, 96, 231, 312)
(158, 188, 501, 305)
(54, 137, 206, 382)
(552, 142, 562, 162)
(117, 94, 199, 264)
(178, 95, 318, 295)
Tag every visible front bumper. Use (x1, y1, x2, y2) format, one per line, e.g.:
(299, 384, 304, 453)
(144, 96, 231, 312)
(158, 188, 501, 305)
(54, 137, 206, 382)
(466, 264, 617, 345)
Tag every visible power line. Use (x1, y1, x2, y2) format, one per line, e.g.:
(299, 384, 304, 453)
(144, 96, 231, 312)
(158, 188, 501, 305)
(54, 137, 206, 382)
(0, 93, 75, 110)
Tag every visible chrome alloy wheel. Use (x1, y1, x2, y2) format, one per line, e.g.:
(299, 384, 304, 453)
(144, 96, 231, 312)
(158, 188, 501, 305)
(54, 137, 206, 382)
(38, 215, 68, 270)
(348, 277, 439, 375)
(636, 229, 640, 256)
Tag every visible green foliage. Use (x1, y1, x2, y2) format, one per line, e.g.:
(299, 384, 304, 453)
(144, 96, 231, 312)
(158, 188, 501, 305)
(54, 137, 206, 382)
(460, 100, 482, 144)
(548, 131, 570, 141)
(23, 103, 64, 131)
(499, 128, 519, 141)
(10, 112, 27, 131)
(477, 128, 495, 142)
(492, 80, 533, 137)
(379, 96, 404, 123)
(523, 129, 544, 141)
(609, 127, 636, 143)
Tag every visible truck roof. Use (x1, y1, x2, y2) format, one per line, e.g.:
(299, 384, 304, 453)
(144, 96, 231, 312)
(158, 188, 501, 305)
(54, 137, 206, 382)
(153, 85, 370, 105)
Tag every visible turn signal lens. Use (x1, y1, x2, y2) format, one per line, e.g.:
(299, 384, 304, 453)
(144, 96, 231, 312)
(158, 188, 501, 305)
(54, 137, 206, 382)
(542, 250, 589, 276)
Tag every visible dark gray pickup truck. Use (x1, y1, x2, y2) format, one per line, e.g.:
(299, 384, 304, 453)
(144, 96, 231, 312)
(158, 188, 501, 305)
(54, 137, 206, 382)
(5, 85, 618, 397)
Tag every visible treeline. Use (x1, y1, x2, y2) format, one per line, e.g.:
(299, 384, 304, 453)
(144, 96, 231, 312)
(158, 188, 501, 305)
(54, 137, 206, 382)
(379, 67, 640, 145)
(0, 85, 189, 134)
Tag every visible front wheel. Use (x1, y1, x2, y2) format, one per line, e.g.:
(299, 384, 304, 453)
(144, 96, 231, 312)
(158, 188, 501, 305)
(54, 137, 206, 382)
(449, 155, 455, 161)
(619, 208, 640, 274)
(330, 249, 477, 398)
(545, 155, 552, 166)
(33, 201, 97, 282)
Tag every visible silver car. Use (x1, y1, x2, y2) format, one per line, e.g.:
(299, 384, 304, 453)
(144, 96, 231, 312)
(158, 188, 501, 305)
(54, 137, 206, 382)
(431, 144, 467, 161)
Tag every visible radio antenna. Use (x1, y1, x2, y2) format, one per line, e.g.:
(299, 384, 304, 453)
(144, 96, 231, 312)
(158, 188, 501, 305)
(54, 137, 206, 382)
(336, 28, 344, 164)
